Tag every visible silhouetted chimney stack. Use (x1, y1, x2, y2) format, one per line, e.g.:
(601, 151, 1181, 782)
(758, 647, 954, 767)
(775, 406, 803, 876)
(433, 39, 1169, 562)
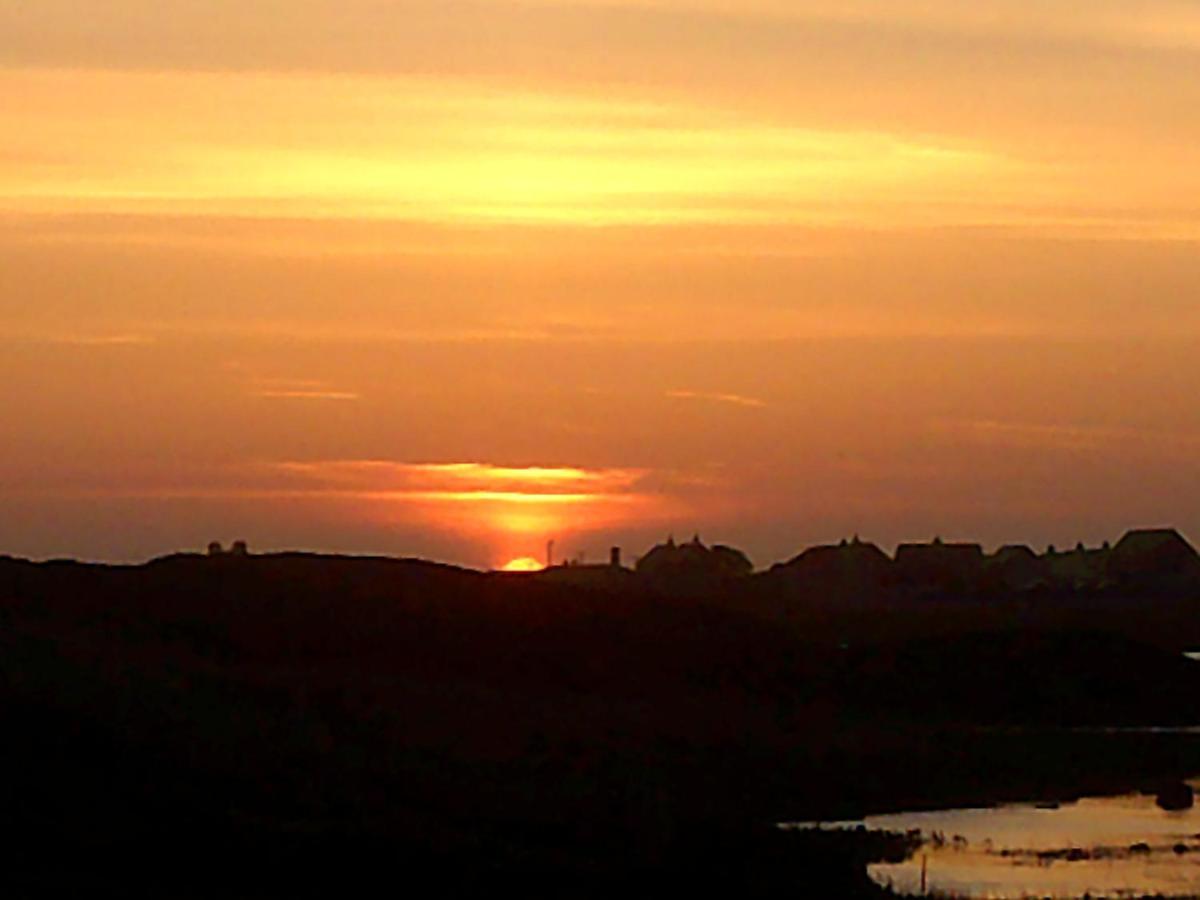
(610, 546, 621, 568)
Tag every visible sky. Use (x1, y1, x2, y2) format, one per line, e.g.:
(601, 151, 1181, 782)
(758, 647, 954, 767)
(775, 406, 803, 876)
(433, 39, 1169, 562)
(2, 0, 1199, 569)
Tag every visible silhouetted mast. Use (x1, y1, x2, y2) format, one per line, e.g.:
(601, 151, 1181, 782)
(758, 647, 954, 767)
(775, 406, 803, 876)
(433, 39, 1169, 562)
(546, 539, 555, 569)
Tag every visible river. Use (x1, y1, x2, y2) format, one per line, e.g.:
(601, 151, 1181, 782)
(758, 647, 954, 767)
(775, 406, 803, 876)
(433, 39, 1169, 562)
(797, 779, 1200, 898)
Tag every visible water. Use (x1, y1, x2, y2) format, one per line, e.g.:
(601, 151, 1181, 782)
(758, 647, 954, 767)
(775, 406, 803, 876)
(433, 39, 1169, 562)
(799, 780, 1200, 898)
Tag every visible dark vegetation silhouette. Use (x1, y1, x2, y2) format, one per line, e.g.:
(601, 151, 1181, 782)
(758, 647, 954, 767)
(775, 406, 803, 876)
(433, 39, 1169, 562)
(1, 528, 1199, 896)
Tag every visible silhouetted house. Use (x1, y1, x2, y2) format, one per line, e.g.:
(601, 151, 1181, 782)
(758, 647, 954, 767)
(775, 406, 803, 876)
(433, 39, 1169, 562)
(771, 536, 893, 602)
(538, 549, 636, 589)
(985, 545, 1048, 593)
(637, 534, 677, 572)
(207, 540, 249, 559)
(1044, 543, 1109, 590)
(1107, 528, 1200, 585)
(710, 543, 754, 577)
(636, 535, 752, 583)
(894, 538, 984, 593)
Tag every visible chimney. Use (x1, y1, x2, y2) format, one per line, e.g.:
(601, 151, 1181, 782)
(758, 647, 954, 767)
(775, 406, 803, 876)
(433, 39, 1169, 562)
(610, 546, 622, 568)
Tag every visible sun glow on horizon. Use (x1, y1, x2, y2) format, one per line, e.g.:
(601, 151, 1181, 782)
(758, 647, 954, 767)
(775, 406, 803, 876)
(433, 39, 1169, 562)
(499, 556, 546, 572)
(260, 459, 674, 565)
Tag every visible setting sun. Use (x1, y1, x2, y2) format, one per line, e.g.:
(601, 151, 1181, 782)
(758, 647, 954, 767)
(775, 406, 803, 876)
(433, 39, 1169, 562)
(499, 556, 545, 572)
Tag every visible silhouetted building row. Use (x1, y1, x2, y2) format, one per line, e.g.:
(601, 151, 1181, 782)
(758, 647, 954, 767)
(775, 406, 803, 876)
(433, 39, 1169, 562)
(528, 528, 1200, 601)
(765, 528, 1200, 601)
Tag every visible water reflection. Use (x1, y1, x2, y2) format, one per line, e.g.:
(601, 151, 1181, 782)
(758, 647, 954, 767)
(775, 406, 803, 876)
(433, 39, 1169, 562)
(812, 780, 1200, 898)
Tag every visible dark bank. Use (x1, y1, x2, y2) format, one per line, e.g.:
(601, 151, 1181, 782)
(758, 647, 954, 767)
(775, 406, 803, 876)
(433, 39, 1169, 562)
(2, 529, 1200, 897)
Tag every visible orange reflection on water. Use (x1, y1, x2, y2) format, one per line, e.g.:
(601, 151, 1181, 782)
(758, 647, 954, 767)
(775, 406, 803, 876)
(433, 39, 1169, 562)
(851, 781, 1200, 899)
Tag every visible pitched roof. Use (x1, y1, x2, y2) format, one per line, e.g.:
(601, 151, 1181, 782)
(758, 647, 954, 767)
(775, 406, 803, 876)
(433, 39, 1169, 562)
(1114, 528, 1197, 554)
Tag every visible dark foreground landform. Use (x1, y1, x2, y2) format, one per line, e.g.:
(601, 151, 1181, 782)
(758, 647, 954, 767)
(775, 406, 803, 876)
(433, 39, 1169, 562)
(2, 550, 1200, 897)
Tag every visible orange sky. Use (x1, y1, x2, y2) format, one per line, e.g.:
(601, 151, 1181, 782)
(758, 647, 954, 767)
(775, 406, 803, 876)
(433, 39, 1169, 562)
(2, 1, 1199, 568)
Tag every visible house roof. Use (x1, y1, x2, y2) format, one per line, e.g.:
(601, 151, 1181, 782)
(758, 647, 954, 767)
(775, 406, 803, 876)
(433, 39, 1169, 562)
(895, 541, 983, 558)
(1114, 528, 1197, 555)
(784, 539, 891, 568)
(993, 544, 1038, 561)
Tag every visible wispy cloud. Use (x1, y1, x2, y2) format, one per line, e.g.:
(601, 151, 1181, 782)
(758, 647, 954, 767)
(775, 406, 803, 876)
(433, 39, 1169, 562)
(268, 460, 649, 497)
(4, 460, 661, 512)
(665, 389, 768, 409)
(0, 69, 1015, 229)
(938, 419, 1128, 451)
(1, 331, 158, 347)
(5, 0, 1198, 77)
(248, 377, 361, 402)
(252, 389, 361, 401)
(512, 1, 1200, 52)
(936, 418, 1200, 456)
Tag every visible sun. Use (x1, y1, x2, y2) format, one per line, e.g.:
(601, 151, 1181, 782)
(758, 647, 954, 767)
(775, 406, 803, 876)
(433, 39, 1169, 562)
(499, 556, 545, 572)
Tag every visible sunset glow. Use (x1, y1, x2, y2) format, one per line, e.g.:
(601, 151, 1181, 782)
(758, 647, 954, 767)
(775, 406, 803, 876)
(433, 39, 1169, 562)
(260, 461, 668, 564)
(0, 70, 1016, 228)
(500, 556, 546, 572)
(2, 1, 1199, 566)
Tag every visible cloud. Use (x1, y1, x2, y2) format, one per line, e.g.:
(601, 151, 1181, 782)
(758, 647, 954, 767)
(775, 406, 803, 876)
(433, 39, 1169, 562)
(935, 418, 1200, 456)
(56, 333, 156, 346)
(268, 460, 649, 497)
(4, 0, 1199, 78)
(515, 1, 1200, 52)
(246, 377, 361, 402)
(665, 389, 767, 408)
(252, 390, 360, 400)
(0, 69, 1018, 229)
(0, 461, 668, 528)
(0, 331, 158, 347)
(938, 418, 1126, 451)
(251, 384, 361, 401)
